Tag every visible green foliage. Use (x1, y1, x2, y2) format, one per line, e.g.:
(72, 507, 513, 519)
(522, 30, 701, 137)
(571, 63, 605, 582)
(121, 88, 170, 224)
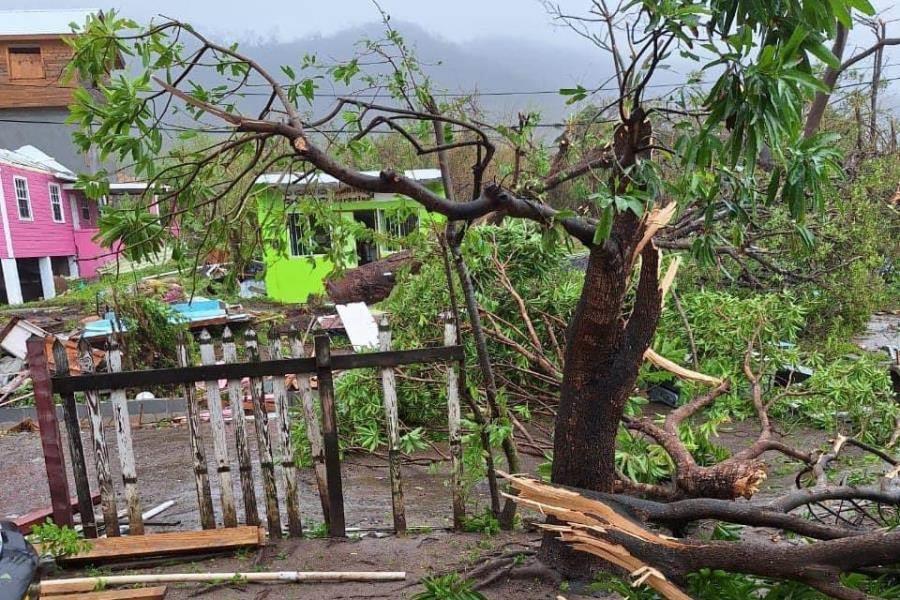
(112, 292, 191, 369)
(462, 509, 501, 536)
(28, 519, 92, 558)
(413, 574, 486, 600)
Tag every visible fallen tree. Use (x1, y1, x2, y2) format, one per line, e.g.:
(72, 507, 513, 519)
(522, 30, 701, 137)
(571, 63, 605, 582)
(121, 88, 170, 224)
(504, 472, 900, 600)
(325, 249, 421, 305)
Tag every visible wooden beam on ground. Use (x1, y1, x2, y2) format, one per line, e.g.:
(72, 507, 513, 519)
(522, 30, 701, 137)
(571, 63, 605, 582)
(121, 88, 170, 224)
(13, 493, 100, 534)
(46, 526, 265, 564)
(42, 571, 404, 594)
(42, 585, 167, 599)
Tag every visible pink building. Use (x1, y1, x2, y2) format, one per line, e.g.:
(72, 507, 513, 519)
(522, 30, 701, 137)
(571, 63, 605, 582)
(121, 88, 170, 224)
(0, 145, 145, 304)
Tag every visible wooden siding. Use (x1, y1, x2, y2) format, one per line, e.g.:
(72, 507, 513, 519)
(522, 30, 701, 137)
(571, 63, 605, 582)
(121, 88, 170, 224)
(0, 161, 112, 276)
(0, 38, 79, 109)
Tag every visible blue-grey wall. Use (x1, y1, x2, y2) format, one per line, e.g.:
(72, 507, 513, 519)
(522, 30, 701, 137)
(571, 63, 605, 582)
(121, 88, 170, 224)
(0, 107, 91, 173)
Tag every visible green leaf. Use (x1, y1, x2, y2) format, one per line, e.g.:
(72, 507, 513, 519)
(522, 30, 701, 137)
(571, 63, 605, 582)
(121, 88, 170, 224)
(593, 205, 614, 244)
(805, 40, 840, 69)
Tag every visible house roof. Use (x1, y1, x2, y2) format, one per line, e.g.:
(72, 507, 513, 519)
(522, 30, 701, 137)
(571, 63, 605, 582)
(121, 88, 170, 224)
(0, 145, 77, 181)
(0, 8, 98, 37)
(62, 181, 152, 194)
(257, 168, 443, 191)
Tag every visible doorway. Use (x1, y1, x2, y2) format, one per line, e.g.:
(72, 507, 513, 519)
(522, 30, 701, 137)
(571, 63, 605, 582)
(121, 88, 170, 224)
(352, 210, 379, 265)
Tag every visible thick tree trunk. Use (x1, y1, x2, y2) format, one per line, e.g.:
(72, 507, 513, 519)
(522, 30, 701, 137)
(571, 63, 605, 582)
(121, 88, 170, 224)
(541, 240, 662, 570)
(325, 250, 420, 304)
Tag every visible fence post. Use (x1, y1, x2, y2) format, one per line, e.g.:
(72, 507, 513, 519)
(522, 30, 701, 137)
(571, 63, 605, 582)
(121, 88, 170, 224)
(443, 317, 465, 530)
(26, 335, 73, 528)
(315, 334, 345, 537)
(378, 316, 406, 534)
(52, 339, 97, 538)
(221, 327, 259, 526)
(289, 332, 330, 525)
(245, 329, 282, 539)
(78, 338, 119, 535)
(177, 333, 216, 530)
(270, 335, 303, 537)
(198, 329, 237, 528)
(107, 338, 143, 535)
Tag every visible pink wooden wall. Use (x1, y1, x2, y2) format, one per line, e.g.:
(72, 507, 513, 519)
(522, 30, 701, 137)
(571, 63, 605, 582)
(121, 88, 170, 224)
(0, 161, 115, 277)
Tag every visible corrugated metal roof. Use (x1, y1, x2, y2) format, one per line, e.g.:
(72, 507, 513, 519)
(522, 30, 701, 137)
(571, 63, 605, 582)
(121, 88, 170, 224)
(257, 168, 443, 189)
(0, 8, 98, 37)
(0, 145, 77, 180)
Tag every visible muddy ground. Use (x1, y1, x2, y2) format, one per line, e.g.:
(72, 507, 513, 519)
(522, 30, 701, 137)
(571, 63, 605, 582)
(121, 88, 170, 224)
(0, 406, 842, 599)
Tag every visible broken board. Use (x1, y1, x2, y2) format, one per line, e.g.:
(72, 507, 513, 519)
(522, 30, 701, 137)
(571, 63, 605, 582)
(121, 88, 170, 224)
(47, 526, 265, 564)
(335, 302, 379, 350)
(42, 586, 167, 599)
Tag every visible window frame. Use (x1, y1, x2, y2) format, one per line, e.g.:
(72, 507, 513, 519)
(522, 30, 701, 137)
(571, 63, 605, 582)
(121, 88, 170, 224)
(7, 46, 45, 80)
(48, 183, 65, 223)
(287, 213, 332, 257)
(80, 197, 92, 224)
(13, 176, 33, 221)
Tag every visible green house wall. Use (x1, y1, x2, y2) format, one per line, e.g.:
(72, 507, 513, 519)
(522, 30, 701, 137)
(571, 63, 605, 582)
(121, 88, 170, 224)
(259, 186, 441, 304)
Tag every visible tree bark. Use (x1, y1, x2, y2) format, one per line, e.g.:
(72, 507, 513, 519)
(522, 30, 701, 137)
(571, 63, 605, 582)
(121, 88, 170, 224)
(804, 23, 849, 139)
(325, 249, 420, 304)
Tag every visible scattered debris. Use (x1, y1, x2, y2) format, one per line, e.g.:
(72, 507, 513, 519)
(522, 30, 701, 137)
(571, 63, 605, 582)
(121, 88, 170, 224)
(335, 302, 379, 350)
(0, 316, 50, 359)
(4, 417, 38, 433)
(11, 493, 101, 534)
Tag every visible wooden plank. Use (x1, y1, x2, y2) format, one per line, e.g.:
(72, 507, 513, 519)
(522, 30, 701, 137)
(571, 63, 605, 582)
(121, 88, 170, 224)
(107, 339, 143, 535)
(289, 333, 330, 524)
(270, 337, 302, 537)
(43, 585, 167, 599)
(53, 339, 98, 538)
(13, 493, 100, 533)
(78, 338, 119, 536)
(177, 335, 216, 530)
(51, 526, 263, 563)
(444, 319, 465, 530)
(221, 327, 259, 526)
(198, 330, 237, 528)
(378, 317, 406, 534)
(245, 329, 282, 539)
(52, 347, 465, 394)
(26, 335, 74, 527)
(315, 334, 345, 537)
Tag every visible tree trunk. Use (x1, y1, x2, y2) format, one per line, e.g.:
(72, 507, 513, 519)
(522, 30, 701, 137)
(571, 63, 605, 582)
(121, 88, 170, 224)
(804, 23, 848, 139)
(541, 240, 662, 570)
(325, 249, 420, 304)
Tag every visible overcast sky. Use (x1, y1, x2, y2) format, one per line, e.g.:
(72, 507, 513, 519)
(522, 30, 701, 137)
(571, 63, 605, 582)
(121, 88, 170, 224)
(1, 0, 898, 107)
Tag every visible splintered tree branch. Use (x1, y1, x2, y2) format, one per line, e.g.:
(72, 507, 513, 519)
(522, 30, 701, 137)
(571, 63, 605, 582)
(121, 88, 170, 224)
(502, 473, 900, 599)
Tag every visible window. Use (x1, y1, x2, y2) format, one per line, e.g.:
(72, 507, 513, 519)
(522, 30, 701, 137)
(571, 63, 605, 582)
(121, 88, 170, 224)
(80, 198, 91, 223)
(8, 47, 44, 80)
(48, 184, 64, 223)
(13, 177, 31, 220)
(288, 213, 331, 256)
(381, 210, 419, 241)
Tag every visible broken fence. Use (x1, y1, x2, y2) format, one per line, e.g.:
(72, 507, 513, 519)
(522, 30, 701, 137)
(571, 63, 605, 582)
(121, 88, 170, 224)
(27, 316, 465, 539)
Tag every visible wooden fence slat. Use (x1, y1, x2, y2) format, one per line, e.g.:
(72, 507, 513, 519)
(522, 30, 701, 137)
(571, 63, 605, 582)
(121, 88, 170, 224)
(288, 333, 330, 524)
(315, 334, 345, 537)
(177, 335, 216, 530)
(26, 335, 74, 528)
(270, 337, 302, 537)
(52, 346, 465, 394)
(78, 338, 119, 536)
(378, 317, 406, 534)
(52, 339, 97, 538)
(198, 329, 237, 528)
(221, 327, 259, 526)
(245, 329, 282, 539)
(107, 339, 143, 535)
(443, 319, 465, 530)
